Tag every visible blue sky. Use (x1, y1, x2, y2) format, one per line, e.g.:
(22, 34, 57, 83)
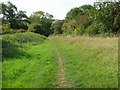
(1, 0, 95, 19)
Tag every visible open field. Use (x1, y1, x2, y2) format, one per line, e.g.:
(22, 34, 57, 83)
(2, 33, 118, 88)
(1, 1, 119, 88)
(50, 36, 118, 88)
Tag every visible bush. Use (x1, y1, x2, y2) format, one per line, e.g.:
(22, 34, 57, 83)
(2, 23, 28, 34)
(2, 23, 16, 34)
(28, 23, 52, 37)
(2, 32, 47, 45)
(72, 28, 81, 35)
(2, 32, 47, 58)
(85, 22, 107, 36)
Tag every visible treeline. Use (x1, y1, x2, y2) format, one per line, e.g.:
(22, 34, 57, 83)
(52, 1, 120, 36)
(0, 2, 53, 36)
(0, 1, 120, 36)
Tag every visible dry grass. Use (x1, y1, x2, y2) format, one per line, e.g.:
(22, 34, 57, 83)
(51, 36, 118, 88)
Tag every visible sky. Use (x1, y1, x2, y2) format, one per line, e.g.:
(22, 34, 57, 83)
(1, 0, 95, 20)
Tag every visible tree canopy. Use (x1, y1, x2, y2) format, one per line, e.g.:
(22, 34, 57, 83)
(28, 11, 53, 36)
(2, 2, 29, 30)
(62, 1, 119, 36)
(1, 1, 119, 36)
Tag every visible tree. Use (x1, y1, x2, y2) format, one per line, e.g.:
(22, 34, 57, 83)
(28, 11, 53, 36)
(113, 1, 120, 34)
(2, 2, 17, 26)
(65, 7, 82, 20)
(88, 1, 120, 35)
(16, 11, 29, 30)
(50, 20, 64, 34)
(62, 5, 94, 35)
(1, 2, 29, 30)
(80, 4, 95, 14)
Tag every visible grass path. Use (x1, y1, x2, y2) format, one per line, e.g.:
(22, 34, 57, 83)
(53, 42, 69, 88)
(2, 41, 57, 88)
(50, 36, 118, 88)
(3, 36, 118, 88)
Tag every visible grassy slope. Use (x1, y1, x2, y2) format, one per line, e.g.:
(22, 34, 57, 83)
(2, 33, 57, 88)
(2, 32, 47, 59)
(2, 41, 57, 88)
(51, 36, 118, 88)
(2, 34, 118, 88)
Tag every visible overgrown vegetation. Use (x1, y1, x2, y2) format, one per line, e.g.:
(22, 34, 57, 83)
(1, 1, 120, 36)
(2, 32, 47, 58)
(51, 36, 118, 88)
(28, 11, 53, 36)
(1, 0, 119, 88)
(60, 2, 120, 36)
(2, 35, 118, 88)
(2, 32, 58, 88)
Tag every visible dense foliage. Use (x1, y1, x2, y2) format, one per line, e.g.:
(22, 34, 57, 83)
(1, 2, 53, 36)
(1, 1, 120, 36)
(1, 2, 29, 30)
(1, 1, 118, 88)
(50, 20, 64, 34)
(28, 11, 53, 36)
(2, 32, 47, 58)
(60, 2, 120, 36)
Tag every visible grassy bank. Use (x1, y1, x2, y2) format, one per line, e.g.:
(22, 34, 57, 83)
(2, 33, 57, 88)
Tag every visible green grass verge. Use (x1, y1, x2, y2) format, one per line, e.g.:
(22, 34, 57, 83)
(2, 33, 57, 88)
(2, 41, 57, 88)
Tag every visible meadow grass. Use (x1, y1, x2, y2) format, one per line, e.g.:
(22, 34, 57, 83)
(2, 34, 118, 88)
(51, 36, 118, 88)
(2, 41, 57, 88)
(2, 33, 57, 88)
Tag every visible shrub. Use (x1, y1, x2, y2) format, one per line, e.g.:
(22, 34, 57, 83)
(2, 32, 47, 58)
(2, 23, 28, 35)
(2, 32, 47, 45)
(85, 22, 107, 36)
(2, 23, 16, 34)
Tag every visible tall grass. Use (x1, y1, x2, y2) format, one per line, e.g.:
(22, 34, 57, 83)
(51, 36, 118, 88)
(2, 34, 118, 88)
